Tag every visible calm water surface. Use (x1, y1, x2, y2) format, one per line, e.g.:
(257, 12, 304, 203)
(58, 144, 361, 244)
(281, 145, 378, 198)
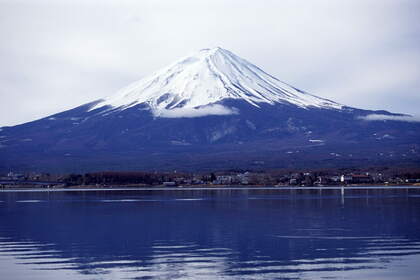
(1, 187, 420, 279)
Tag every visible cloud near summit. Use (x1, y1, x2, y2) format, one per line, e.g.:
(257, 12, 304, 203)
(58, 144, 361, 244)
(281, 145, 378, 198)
(359, 114, 420, 122)
(155, 104, 239, 118)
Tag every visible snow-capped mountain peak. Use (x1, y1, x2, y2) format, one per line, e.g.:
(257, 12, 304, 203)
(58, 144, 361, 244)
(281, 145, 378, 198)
(90, 47, 342, 117)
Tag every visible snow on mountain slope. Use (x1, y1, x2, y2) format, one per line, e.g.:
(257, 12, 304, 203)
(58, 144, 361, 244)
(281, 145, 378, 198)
(91, 47, 342, 117)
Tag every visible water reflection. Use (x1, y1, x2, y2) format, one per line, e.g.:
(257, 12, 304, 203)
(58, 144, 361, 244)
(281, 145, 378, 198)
(1, 188, 420, 279)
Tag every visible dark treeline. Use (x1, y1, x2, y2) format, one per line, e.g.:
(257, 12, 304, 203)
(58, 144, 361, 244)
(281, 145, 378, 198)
(64, 171, 195, 186)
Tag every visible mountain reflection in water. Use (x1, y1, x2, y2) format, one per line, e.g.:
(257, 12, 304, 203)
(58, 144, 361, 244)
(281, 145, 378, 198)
(1, 187, 420, 279)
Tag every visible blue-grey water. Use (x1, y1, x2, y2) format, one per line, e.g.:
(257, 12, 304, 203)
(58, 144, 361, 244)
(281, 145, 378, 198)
(1, 187, 420, 280)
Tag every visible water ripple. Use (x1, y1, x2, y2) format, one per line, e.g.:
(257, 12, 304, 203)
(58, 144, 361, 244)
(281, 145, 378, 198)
(1, 188, 420, 279)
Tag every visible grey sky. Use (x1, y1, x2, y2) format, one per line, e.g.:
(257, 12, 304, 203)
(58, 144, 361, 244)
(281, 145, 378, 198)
(1, 0, 419, 126)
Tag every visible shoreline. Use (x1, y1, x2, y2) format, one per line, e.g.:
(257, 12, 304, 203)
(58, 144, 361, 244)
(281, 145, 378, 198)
(1, 185, 420, 192)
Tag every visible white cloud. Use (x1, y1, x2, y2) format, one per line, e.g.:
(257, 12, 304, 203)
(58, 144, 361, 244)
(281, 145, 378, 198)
(359, 114, 420, 122)
(155, 105, 238, 118)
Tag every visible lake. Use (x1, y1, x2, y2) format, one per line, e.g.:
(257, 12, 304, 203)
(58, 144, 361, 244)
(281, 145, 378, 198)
(1, 187, 420, 279)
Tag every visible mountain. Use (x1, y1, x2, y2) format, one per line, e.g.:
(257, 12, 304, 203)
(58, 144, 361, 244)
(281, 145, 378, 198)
(1, 47, 419, 173)
(91, 47, 342, 116)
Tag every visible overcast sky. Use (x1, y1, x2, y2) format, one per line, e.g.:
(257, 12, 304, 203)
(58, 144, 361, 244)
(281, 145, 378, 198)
(1, 0, 419, 126)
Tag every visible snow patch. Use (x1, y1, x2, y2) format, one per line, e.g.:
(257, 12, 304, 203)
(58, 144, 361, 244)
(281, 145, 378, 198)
(359, 114, 420, 122)
(246, 120, 256, 130)
(170, 140, 191, 146)
(376, 134, 395, 140)
(210, 126, 236, 142)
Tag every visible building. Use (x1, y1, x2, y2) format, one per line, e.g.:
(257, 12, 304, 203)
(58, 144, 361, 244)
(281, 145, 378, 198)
(214, 175, 234, 185)
(340, 175, 353, 184)
(7, 172, 25, 180)
(341, 174, 373, 184)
